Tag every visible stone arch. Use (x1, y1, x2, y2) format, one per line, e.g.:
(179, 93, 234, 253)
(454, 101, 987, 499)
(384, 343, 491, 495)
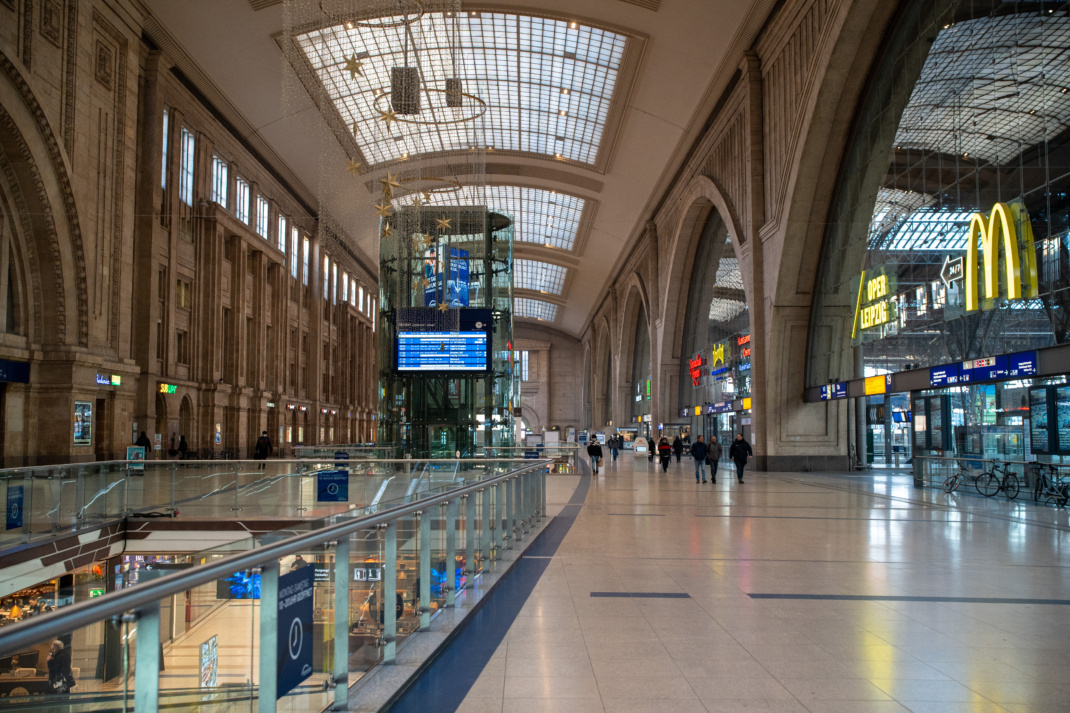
(0, 183, 30, 338)
(581, 341, 592, 430)
(179, 395, 195, 447)
(523, 406, 543, 435)
(658, 176, 748, 379)
(0, 50, 89, 347)
(592, 315, 613, 428)
(616, 271, 652, 409)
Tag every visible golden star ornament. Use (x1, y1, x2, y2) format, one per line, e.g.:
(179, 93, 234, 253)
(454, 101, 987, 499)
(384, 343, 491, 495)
(437, 302, 449, 312)
(421, 277, 430, 287)
(345, 159, 362, 174)
(421, 232, 435, 247)
(374, 202, 393, 218)
(343, 54, 365, 80)
(378, 108, 398, 129)
(436, 215, 453, 231)
(379, 172, 402, 198)
(381, 223, 394, 238)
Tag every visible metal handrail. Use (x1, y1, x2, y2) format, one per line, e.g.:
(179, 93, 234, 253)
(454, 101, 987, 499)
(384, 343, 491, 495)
(914, 454, 1060, 468)
(0, 458, 553, 657)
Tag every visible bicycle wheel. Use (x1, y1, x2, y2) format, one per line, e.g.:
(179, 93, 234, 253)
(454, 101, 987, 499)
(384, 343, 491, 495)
(1003, 474, 1019, 500)
(1057, 486, 1069, 508)
(977, 473, 1000, 497)
(943, 475, 960, 493)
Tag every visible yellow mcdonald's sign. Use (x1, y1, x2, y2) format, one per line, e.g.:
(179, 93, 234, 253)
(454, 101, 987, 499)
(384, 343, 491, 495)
(711, 343, 725, 367)
(965, 202, 1038, 311)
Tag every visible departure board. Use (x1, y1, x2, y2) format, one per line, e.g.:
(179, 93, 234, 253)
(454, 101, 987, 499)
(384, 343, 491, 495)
(397, 331, 489, 372)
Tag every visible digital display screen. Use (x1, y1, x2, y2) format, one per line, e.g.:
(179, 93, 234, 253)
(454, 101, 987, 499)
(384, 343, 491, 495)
(1029, 386, 1051, 455)
(929, 363, 961, 387)
(819, 383, 848, 400)
(398, 331, 489, 371)
(217, 570, 261, 599)
(1055, 385, 1070, 454)
(394, 308, 492, 373)
(930, 400, 943, 451)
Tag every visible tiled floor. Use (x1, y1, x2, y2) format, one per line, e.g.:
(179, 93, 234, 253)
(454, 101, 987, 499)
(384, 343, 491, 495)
(449, 455, 1070, 713)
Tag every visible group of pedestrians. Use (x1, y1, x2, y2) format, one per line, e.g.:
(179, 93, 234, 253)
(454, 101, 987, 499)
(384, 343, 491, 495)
(591, 430, 753, 483)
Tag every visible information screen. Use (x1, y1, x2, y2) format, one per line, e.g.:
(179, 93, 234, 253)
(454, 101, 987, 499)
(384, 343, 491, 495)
(398, 331, 489, 372)
(1029, 386, 1051, 454)
(1055, 385, 1070, 454)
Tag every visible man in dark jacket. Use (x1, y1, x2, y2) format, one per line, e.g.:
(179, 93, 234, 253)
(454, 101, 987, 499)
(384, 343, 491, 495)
(134, 431, 152, 460)
(586, 440, 603, 474)
(657, 437, 672, 472)
(708, 439, 723, 483)
(254, 430, 273, 469)
(672, 436, 683, 463)
(728, 433, 753, 483)
(690, 435, 708, 483)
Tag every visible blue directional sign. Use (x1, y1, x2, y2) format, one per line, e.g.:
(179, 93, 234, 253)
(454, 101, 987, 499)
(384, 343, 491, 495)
(316, 470, 348, 502)
(929, 363, 961, 387)
(276, 566, 314, 698)
(1007, 350, 1038, 376)
(5, 486, 23, 530)
(819, 383, 848, 400)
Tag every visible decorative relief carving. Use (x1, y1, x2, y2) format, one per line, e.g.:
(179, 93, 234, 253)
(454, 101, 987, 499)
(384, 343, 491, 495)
(40, 0, 62, 47)
(62, 0, 78, 158)
(94, 39, 113, 88)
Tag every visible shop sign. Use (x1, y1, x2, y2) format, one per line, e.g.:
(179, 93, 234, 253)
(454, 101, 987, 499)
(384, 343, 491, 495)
(159, 383, 177, 394)
(689, 354, 706, 386)
(738, 362, 752, 371)
(711, 342, 727, 367)
(940, 254, 964, 289)
(737, 334, 750, 346)
(965, 202, 1039, 312)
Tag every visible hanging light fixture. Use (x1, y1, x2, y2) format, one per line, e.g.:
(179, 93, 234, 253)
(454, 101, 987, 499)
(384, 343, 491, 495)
(446, 6, 463, 107)
(391, 1, 421, 114)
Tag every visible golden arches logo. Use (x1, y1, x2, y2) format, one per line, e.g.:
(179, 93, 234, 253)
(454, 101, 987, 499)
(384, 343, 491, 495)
(711, 343, 725, 367)
(965, 202, 1038, 311)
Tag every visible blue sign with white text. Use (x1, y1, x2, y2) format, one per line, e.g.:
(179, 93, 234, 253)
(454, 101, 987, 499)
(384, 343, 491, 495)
(276, 566, 314, 698)
(317, 471, 349, 502)
(6, 486, 23, 530)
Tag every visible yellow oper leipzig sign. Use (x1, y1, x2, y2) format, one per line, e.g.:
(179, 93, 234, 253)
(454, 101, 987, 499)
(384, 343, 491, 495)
(965, 202, 1038, 311)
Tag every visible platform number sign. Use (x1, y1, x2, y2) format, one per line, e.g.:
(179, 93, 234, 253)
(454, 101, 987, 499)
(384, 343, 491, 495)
(276, 566, 314, 698)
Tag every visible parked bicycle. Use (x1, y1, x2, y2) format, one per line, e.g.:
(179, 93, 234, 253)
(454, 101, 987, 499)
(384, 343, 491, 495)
(976, 460, 1019, 499)
(943, 459, 982, 494)
(1030, 462, 1068, 508)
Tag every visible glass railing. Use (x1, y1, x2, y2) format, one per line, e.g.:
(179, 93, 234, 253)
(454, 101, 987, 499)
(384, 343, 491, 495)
(0, 458, 551, 713)
(484, 443, 581, 473)
(0, 458, 541, 551)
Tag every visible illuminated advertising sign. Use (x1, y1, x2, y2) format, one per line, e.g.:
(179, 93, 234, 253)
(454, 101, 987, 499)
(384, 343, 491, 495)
(711, 343, 726, 367)
(737, 334, 750, 346)
(965, 203, 1039, 312)
(159, 383, 177, 394)
(851, 265, 898, 339)
(688, 354, 705, 386)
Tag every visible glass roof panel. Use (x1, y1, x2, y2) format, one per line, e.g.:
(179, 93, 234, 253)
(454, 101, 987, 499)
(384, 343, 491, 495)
(514, 259, 567, 294)
(296, 12, 627, 166)
(514, 297, 558, 322)
(399, 185, 585, 249)
(895, 14, 1070, 163)
(708, 297, 746, 323)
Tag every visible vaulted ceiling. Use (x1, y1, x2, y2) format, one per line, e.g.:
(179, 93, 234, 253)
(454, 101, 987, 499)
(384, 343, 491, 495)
(143, 0, 767, 335)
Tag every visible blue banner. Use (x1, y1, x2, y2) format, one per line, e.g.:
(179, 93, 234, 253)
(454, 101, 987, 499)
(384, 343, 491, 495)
(6, 486, 23, 530)
(317, 470, 349, 502)
(276, 566, 314, 698)
(334, 451, 349, 473)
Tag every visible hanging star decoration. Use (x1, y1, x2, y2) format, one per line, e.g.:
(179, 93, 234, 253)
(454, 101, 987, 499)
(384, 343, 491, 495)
(412, 277, 422, 290)
(378, 107, 398, 130)
(410, 193, 423, 207)
(421, 190, 432, 205)
(437, 302, 449, 312)
(412, 237, 424, 252)
(374, 201, 393, 218)
(381, 223, 394, 238)
(436, 215, 453, 231)
(421, 277, 431, 287)
(343, 54, 365, 80)
(379, 172, 402, 198)
(345, 159, 362, 174)
(421, 232, 435, 247)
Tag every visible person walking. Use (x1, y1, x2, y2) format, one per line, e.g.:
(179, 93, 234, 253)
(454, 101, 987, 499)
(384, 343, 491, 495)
(134, 430, 152, 460)
(708, 438, 723, 483)
(672, 436, 683, 463)
(691, 435, 708, 483)
(657, 437, 672, 472)
(47, 640, 74, 694)
(728, 433, 753, 483)
(254, 430, 273, 470)
(178, 435, 188, 460)
(609, 434, 619, 462)
(587, 439, 604, 474)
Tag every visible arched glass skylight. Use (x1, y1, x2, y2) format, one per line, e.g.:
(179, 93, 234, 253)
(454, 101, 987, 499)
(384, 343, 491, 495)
(399, 185, 585, 249)
(515, 297, 558, 321)
(295, 12, 628, 166)
(515, 259, 567, 294)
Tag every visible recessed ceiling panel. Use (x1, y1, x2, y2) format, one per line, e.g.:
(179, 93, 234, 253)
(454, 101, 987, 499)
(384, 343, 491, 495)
(515, 297, 559, 321)
(515, 259, 567, 294)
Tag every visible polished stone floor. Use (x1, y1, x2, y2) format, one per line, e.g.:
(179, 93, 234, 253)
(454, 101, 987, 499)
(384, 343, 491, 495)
(447, 454, 1070, 713)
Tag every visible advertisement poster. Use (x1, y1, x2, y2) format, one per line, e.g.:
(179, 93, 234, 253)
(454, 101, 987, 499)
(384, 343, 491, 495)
(200, 635, 218, 688)
(5, 486, 23, 530)
(422, 247, 470, 307)
(930, 401, 943, 451)
(447, 247, 469, 307)
(316, 470, 349, 502)
(1029, 386, 1051, 454)
(73, 401, 93, 445)
(276, 566, 314, 699)
(127, 446, 146, 472)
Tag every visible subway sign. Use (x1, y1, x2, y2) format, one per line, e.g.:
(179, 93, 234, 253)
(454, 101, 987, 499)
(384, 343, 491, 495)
(965, 202, 1039, 312)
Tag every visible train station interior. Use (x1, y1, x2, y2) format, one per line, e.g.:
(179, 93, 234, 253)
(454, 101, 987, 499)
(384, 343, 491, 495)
(0, 0, 1069, 711)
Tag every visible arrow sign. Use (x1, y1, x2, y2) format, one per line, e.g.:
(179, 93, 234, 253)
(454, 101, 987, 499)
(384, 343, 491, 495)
(941, 255, 964, 290)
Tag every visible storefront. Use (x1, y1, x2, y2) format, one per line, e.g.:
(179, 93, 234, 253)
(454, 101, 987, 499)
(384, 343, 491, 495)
(806, 0, 1070, 470)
